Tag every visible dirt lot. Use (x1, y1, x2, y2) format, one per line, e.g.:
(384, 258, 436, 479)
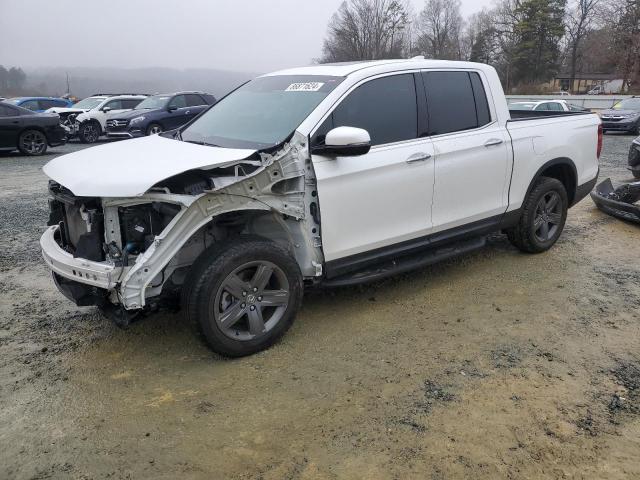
(1, 135, 640, 479)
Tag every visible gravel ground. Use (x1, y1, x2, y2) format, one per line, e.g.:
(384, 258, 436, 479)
(1, 134, 640, 479)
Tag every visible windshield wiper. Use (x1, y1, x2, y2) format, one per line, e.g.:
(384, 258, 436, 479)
(184, 139, 221, 147)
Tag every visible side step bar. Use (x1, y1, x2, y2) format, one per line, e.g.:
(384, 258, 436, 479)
(321, 236, 486, 288)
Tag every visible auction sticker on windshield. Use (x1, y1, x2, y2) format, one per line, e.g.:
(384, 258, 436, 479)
(285, 82, 325, 92)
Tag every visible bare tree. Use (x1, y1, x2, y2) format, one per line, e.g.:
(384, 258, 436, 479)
(414, 0, 464, 59)
(565, 0, 601, 92)
(608, 0, 640, 92)
(320, 0, 410, 63)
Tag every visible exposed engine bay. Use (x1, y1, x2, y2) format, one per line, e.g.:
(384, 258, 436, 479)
(43, 133, 323, 320)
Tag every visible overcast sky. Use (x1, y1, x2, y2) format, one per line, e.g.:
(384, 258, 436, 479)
(0, 0, 494, 73)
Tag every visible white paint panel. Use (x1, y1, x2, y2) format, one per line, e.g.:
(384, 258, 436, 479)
(43, 134, 256, 197)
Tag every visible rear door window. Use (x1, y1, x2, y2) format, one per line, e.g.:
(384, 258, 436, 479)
(422, 71, 491, 135)
(315, 74, 418, 146)
(185, 94, 207, 107)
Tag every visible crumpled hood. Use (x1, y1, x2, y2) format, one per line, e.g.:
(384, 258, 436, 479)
(43, 134, 256, 197)
(46, 107, 88, 115)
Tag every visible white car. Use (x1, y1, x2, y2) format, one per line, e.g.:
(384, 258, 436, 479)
(509, 99, 586, 112)
(46, 94, 147, 143)
(41, 59, 601, 357)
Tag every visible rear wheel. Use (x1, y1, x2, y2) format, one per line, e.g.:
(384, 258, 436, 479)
(18, 129, 47, 156)
(506, 177, 568, 253)
(78, 121, 101, 143)
(185, 237, 303, 357)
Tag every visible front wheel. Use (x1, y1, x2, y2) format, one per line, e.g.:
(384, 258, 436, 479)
(78, 121, 101, 143)
(146, 123, 163, 135)
(18, 129, 47, 156)
(506, 177, 568, 253)
(185, 237, 303, 357)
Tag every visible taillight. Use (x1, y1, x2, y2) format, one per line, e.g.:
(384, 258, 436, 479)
(597, 124, 603, 159)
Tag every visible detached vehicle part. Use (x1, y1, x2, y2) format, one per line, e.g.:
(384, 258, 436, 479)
(590, 178, 640, 223)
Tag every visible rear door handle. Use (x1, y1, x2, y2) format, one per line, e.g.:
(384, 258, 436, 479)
(406, 152, 432, 164)
(484, 139, 504, 147)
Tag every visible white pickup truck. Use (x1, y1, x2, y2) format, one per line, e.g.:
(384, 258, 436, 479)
(41, 59, 601, 357)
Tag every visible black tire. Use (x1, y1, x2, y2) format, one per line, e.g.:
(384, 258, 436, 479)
(185, 236, 303, 357)
(17, 129, 47, 156)
(633, 171, 640, 180)
(506, 176, 568, 253)
(146, 123, 163, 136)
(78, 121, 101, 143)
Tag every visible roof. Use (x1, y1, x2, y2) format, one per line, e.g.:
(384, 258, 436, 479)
(262, 59, 494, 78)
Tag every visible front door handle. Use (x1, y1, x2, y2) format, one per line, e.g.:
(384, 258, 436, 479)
(484, 139, 504, 147)
(406, 152, 432, 164)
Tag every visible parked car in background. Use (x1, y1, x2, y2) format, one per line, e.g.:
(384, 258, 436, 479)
(46, 94, 147, 143)
(41, 59, 600, 356)
(6, 97, 74, 113)
(600, 97, 640, 135)
(552, 91, 570, 96)
(509, 100, 588, 113)
(105, 92, 216, 139)
(0, 102, 67, 155)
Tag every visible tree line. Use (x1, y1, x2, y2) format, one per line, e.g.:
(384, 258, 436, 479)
(319, 0, 640, 93)
(0, 66, 27, 94)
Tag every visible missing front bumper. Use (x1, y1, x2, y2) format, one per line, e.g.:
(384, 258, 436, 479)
(590, 178, 640, 224)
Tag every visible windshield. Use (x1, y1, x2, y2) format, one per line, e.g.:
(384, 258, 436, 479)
(509, 103, 536, 111)
(73, 97, 104, 109)
(135, 95, 170, 110)
(613, 98, 640, 110)
(181, 75, 344, 149)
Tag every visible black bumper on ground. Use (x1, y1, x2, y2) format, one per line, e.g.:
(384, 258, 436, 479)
(590, 178, 640, 224)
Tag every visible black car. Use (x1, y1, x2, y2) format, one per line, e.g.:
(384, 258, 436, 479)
(600, 97, 640, 135)
(0, 102, 67, 156)
(105, 91, 216, 139)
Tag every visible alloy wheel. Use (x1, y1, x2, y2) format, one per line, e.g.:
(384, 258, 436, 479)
(83, 124, 99, 143)
(211, 261, 290, 341)
(21, 131, 46, 155)
(149, 125, 163, 135)
(533, 191, 562, 242)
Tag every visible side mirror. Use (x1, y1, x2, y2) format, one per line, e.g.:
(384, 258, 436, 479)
(168, 104, 178, 112)
(312, 126, 371, 157)
(102, 107, 111, 113)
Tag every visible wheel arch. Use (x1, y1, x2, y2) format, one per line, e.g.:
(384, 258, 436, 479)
(16, 125, 48, 148)
(80, 118, 102, 135)
(527, 157, 578, 206)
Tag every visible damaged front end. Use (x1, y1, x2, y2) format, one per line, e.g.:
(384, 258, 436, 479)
(41, 133, 323, 322)
(590, 178, 640, 223)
